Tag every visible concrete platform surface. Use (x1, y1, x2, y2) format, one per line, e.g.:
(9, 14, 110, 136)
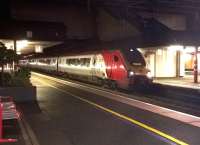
(154, 75, 200, 89)
(16, 72, 200, 145)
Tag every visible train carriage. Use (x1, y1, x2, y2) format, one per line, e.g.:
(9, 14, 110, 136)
(20, 48, 152, 90)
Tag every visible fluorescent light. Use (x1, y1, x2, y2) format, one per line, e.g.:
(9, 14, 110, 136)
(35, 45, 43, 53)
(167, 45, 183, 51)
(184, 46, 195, 53)
(17, 40, 28, 49)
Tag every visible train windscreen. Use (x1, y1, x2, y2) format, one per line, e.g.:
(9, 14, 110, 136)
(123, 49, 146, 66)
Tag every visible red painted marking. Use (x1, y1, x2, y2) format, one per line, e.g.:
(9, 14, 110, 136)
(102, 49, 128, 88)
(102, 50, 127, 80)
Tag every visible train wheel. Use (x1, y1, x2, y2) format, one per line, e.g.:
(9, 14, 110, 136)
(109, 81, 118, 90)
(63, 73, 67, 78)
(97, 78, 104, 86)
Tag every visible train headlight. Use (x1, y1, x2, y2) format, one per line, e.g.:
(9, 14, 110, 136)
(147, 71, 152, 78)
(129, 71, 134, 77)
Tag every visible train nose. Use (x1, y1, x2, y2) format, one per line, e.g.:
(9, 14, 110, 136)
(128, 69, 153, 86)
(129, 75, 152, 87)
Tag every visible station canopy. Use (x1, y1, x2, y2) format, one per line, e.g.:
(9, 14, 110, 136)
(0, 19, 66, 55)
(11, 0, 200, 56)
(0, 39, 62, 54)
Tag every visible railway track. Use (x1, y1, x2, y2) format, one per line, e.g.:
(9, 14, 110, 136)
(32, 71, 200, 117)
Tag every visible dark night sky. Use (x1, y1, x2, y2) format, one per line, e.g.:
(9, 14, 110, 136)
(1, 0, 200, 21)
(0, 0, 89, 20)
(0, 0, 11, 20)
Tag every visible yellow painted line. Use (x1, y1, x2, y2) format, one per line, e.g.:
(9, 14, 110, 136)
(35, 77, 189, 145)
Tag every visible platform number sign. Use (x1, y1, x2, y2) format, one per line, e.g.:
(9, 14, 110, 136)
(26, 31, 33, 38)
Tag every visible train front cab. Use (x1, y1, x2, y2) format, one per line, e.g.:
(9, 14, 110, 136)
(102, 49, 152, 90)
(124, 48, 153, 87)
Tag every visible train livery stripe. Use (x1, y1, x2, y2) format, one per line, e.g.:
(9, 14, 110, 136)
(35, 77, 189, 145)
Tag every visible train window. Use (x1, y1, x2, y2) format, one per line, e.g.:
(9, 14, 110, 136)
(80, 58, 85, 66)
(114, 55, 119, 62)
(123, 48, 146, 66)
(83, 58, 87, 66)
(84, 58, 88, 66)
(75, 59, 77, 66)
(74, 59, 78, 66)
(76, 59, 80, 66)
(70, 59, 72, 65)
(68, 59, 71, 65)
(76, 58, 91, 67)
(85, 58, 90, 67)
(47, 59, 51, 64)
(69, 59, 73, 65)
(71, 59, 76, 65)
(66, 59, 69, 65)
(72, 59, 75, 65)
(52, 59, 56, 64)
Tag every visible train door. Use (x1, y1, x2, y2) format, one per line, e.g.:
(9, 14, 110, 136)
(56, 57, 59, 72)
(57, 57, 64, 74)
(91, 55, 97, 80)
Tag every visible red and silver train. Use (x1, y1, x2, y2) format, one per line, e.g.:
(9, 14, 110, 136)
(20, 48, 152, 89)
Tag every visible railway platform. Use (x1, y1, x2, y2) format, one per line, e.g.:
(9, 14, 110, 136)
(3, 72, 200, 145)
(154, 75, 200, 89)
(23, 72, 200, 145)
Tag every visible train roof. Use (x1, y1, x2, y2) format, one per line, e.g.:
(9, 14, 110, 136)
(24, 38, 142, 59)
(30, 30, 180, 59)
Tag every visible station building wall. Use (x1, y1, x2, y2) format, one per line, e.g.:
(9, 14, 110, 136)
(183, 47, 200, 73)
(140, 46, 200, 78)
(140, 46, 186, 78)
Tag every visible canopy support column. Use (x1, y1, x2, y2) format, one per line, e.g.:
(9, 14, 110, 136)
(194, 46, 198, 83)
(13, 40, 17, 71)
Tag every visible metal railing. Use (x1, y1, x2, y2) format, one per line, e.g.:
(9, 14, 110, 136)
(0, 96, 19, 143)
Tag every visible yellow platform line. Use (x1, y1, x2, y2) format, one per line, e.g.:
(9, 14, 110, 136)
(35, 77, 189, 145)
